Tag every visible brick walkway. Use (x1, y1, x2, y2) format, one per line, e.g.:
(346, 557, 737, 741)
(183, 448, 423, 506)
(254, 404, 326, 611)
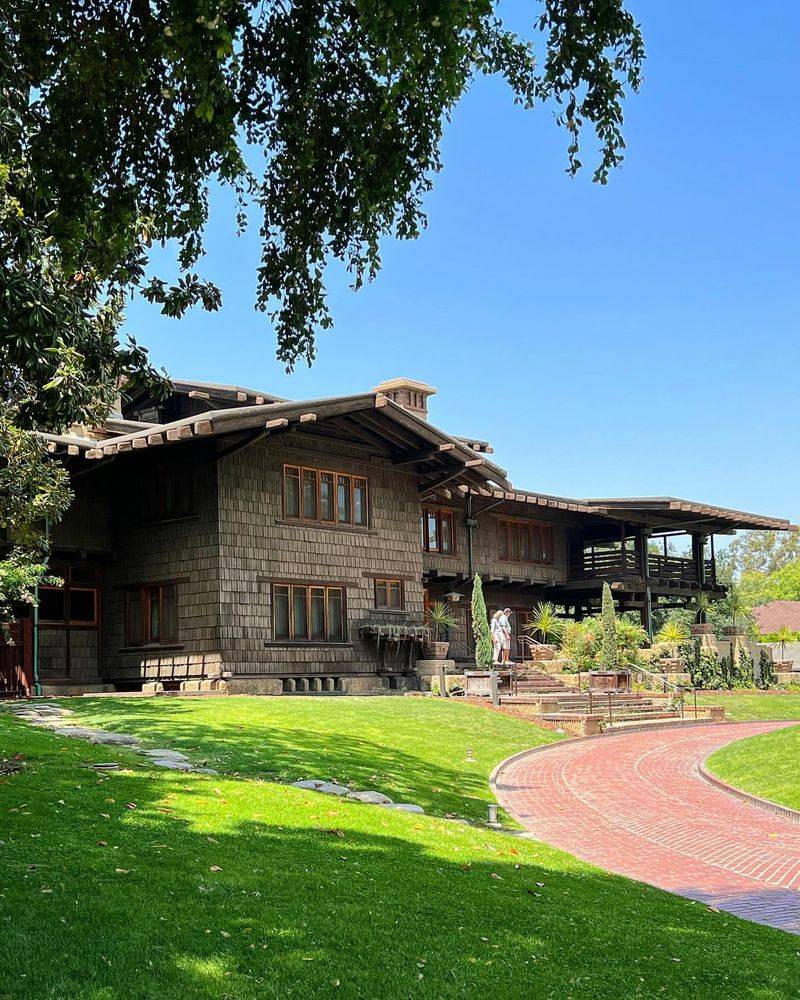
(494, 721, 800, 933)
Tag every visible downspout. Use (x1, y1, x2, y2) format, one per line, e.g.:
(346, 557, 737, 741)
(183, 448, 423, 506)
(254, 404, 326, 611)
(32, 518, 48, 696)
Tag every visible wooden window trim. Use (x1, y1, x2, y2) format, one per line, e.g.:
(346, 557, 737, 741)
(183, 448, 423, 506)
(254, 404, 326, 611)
(125, 583, 178, 647)
(282, 464, 369, 529)
(39, 564, 100, 627)
(374, 578, 404, 611)
(421, 508, 456, 555)
(271, 582, 347, 643)
(498, 519, 554, 565)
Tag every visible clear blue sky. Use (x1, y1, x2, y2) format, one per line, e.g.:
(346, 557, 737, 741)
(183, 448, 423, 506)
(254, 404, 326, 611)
(124, 0, 800, 524)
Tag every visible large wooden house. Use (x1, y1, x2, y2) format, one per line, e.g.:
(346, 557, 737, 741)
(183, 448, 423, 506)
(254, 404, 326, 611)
(5, 377, 794, 695)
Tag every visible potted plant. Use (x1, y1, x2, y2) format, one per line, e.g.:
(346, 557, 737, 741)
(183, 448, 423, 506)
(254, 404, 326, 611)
(690, 592, 713, 634)
(654, 619, 691, 659)
(721, 586, 749, 636)
(772, 625, 796, 667)
(423, 602, 459, 659)
(524, 602, 564, 648)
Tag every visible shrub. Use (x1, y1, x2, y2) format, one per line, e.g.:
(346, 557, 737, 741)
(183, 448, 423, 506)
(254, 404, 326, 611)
(471, 574, 493, 669)
(757, 649, 776, 689)
(599, 582, 618, 670)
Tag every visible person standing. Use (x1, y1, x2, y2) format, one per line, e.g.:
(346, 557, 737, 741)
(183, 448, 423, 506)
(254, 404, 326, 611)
(498, 607, 513, 666)
(490, 610, 504, 666)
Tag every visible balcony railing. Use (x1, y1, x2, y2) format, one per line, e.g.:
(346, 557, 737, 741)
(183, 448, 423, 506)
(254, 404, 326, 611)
(570, 549, 716, 586)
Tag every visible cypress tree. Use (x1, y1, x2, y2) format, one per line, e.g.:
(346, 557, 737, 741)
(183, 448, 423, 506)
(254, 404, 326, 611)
(471, 573, 494, 669)
(600, 581, 619, 670)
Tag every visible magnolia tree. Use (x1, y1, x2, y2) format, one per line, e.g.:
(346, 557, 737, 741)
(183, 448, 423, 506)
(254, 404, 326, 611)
(1, 1, 645, 613)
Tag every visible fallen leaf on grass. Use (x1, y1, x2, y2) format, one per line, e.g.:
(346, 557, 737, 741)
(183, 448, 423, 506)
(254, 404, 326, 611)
(209, 865, 222, 872)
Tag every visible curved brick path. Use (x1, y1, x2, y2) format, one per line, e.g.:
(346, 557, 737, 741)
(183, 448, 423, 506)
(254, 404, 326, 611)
(495, 721, 800, 933)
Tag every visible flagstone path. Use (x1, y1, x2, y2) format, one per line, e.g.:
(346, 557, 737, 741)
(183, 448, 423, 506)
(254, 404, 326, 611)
(494, 721, 800, 933)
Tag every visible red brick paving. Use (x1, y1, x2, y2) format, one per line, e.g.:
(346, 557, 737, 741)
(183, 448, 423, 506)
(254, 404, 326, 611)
(495, 722, 800, 933)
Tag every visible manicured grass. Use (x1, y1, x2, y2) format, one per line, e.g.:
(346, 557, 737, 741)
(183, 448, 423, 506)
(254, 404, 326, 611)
(697, 691, 800, 721)
(707, 723, 800, 811)
(55, 696, 562, 822)
(3, 713, 800, 999)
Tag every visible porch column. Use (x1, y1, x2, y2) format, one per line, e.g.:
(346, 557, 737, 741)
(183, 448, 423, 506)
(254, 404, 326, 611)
(637, 527, 652, 640)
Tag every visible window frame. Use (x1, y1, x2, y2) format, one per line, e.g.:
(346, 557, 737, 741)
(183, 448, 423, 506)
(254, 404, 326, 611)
(124, 583, 178, 646)
(421, 508, 456, 555)
(498, 519, 554, 565)
(374, 578, 404, 611)
(39, 564, 99, 627)
(271, 582, 348, 643)
(282, 465, 369, 529)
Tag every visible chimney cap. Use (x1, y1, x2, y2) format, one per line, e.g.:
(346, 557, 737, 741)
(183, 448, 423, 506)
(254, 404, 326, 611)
(373, 377, 437, 396)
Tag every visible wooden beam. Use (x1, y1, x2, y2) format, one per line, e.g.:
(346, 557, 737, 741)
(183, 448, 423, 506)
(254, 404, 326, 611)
(188, 390, 210, 400)
(102, 444, 119, 456)
(299, 413, 317, 423)
(392, 448, 438, 466)
(67, 445, 79, 456)
(420, 466, 467, 495)
(236, 391, 248, 402)
(132, 437, 148, 450)
(464, 458, 485, 468)
(438, 442, 456, 452)
(265, 417, 290, 430)
(46, 442, 57, 453)
(193, 420, 214, 435)
(166, 426, 193, 442)
(147, 433, 164, 447)
(86, 449, 103, 460)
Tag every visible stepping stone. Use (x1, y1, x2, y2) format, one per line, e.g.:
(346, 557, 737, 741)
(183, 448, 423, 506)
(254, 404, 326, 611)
(49, 726, 101, 739)
(86, 731, 140, 746)
(193, 767, 219, 775)
(150, 758, 194, 770)
(139, 749, 190, 761)
(91, 763, 122, 771)
(347, 790, 393, 805)
(291, 779, 326, 790)
(315, 782, 351, 797)
(382, 803, 425, 814)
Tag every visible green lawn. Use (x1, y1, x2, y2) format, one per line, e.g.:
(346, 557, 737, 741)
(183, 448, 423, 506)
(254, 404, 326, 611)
(697, 690, 800, 721)
(3, 708, 800, 999)
(57, 696, 561, 822)
(707, 723, 800, 812)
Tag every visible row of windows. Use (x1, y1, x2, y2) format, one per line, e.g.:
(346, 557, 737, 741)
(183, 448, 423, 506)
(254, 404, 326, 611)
(498, 519, 554, 565)
(283, 466, 368, 527)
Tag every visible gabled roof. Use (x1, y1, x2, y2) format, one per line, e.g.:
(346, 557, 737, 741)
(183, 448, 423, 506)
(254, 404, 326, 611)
(48, 392, 512, 495)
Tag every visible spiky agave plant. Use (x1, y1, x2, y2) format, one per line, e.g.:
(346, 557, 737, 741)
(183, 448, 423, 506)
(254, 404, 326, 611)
(524, 602, 564, 645)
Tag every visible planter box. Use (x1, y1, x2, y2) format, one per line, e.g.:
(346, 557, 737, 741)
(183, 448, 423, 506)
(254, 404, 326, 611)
(589, 670, 631, 692)
(423, 641, 450, 660)
(690, 623, 714, 636)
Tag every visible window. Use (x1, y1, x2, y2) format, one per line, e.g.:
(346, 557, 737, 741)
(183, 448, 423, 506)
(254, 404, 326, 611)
(421, 508, 455, 554)
(272, 583, 347, 642)
(283, 466, 368, 528)
(39, 564, 99, 626)
(140, 465, 194, 523)
(125, 584, 177, 645)
(498, 520, 554, 564)
(375, 578, 404, 610)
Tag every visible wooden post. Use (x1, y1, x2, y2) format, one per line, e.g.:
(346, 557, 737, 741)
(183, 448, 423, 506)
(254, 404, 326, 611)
(490, 670, 500, 707)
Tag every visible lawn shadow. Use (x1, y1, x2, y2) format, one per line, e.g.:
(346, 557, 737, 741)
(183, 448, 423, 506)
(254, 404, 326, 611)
(2, 718, 799, 1000)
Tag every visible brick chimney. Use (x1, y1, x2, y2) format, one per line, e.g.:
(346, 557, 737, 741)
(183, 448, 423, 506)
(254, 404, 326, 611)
(373, 378, 437, 421)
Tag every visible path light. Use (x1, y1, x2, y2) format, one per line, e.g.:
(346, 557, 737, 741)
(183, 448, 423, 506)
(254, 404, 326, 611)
(487, 803, 501, 829)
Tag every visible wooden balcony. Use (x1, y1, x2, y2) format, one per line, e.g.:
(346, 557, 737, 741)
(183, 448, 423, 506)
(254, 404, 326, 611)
(569, 549, 717, 587)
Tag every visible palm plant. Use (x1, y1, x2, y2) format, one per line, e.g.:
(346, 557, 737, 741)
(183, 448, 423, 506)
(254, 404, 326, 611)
(722, 586, 750, 631)
(692, 591, 711, 624)
(772, 625, 796, 664)
(524, 602, 564, 645)
(655, 619, 691, 654)
(424, 602, 459, 642)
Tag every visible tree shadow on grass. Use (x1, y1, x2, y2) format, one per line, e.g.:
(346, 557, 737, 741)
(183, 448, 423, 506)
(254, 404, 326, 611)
(58, 698, 521, 820)
(1, 719, 799, 1000)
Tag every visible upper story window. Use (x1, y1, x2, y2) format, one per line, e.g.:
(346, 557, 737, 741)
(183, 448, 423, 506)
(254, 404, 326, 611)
(140, 465, 193, 523)
(39, 564, 99, 626)
(283, 465, 368, 528)
(498, 519, 553, 564)
(125, 584, 177, 646)
(272, 583, 346, 642)
(374, 578, 404, 610)
(421, 508, 455, 555)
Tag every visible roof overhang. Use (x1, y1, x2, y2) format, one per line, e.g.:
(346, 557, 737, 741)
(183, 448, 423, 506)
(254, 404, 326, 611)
(44, 393, 512, 493)
(580, 497, 797, 533)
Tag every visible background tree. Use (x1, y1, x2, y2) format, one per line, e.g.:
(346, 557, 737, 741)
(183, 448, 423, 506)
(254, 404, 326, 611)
(471, 574, 493, 670)
(599, 581, 618, 670)
(4, 0, 644, 369)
